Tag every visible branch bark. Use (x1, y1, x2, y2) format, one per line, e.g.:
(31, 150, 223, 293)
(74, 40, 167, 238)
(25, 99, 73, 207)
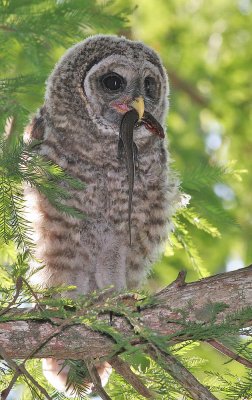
(0, 266, 251, 360)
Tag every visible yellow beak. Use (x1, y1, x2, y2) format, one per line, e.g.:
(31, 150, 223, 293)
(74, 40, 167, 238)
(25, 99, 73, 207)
(130, 96, 144, 120)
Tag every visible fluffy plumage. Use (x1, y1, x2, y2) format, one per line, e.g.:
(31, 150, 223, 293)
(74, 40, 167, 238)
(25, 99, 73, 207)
(24, 34, 179, 394)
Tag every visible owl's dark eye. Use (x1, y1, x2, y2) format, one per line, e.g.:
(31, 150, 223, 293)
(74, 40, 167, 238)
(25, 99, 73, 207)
(101, 72, 126, 92)
(144, 76, 157, 99)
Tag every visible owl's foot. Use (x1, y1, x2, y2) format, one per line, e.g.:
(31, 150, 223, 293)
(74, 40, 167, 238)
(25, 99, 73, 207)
(42, 358, 112, 397)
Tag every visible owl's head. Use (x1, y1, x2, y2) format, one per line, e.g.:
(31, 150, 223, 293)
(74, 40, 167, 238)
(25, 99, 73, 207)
(45, 35, 169, 137)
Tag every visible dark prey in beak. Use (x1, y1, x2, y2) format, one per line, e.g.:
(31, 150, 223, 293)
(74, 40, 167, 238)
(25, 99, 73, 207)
(140, 111, 164, 139)
(118, 109, 139, 246)
(118, 109, 164, 245)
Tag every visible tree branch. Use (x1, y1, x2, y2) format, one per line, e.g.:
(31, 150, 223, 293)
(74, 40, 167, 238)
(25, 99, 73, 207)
(85, 358, 112, 400)
(110, 356, 155, 399)
(206, 339, 252, 369)
(146, 344, 217, 400)
(0, 345, 52, 400)
(0, 277, 23, 317)
(0, 266, 251, 360)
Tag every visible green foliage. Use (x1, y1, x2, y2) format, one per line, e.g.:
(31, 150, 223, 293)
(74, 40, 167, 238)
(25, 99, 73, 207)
(0, 0, 252, 399)
(0, 138, 85, 252)
(135, 0, 252, 284)
(1, 275, 251, 399)
(0, 0, 129, 136)
(62, 360, 91, 399)
(108, 356, 190, 400)
(206, 370, 252, 400)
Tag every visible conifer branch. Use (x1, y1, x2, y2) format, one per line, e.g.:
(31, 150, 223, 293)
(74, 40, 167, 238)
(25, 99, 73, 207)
(0, 266, 251, 359)
(110, 356, 155, 399)
(85, 358, 112, 400)
(0, 266, 251, 399)
(146, 344, 218, 400)
(0, 276, 23, 317)
(206, 339, 252, 369)
(1, 370, 20, 400)
(0, 345, 52, 400)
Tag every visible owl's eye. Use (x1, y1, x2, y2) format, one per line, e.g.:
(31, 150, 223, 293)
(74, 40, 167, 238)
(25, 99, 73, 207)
(144, 76, 156, 99)
(101, 72, 126, 92)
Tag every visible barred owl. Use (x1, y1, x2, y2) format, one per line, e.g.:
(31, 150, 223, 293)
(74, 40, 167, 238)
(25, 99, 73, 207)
(24, 35, 179, 396)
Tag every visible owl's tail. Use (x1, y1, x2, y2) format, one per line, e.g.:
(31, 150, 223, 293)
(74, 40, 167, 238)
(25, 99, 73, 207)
(42, 358, 112, 397)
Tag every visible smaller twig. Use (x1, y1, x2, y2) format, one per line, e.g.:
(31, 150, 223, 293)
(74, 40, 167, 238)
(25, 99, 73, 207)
(1, 370, 20, 400)
(173, 270, 187, 287)
(110, 355, 155, 399)
(0, 277, 23, 317)
(22, 278, 45, 312)
(85, 358, 112, 400)
(207, 339, 252, 369)
(158, 270, 187, 296)
(147, 344, 218, 400)
(0, 345, 52, 400)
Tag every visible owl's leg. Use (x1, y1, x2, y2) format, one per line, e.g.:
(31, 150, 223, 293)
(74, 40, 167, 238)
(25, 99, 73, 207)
(42, 359, 112, 396)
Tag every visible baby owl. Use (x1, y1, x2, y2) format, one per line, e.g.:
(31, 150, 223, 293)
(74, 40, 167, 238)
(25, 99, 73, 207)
(24, 35, 179, 395)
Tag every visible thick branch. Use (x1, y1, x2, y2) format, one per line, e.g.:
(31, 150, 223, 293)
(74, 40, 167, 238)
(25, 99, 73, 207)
(0, 266, 251, 360)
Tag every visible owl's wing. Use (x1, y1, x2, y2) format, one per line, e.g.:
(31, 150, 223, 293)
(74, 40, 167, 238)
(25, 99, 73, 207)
(24, 106, 45, 142)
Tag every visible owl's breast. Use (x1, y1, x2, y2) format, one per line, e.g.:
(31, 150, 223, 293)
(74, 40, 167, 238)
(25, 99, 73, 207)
(104, 140, 169, 241)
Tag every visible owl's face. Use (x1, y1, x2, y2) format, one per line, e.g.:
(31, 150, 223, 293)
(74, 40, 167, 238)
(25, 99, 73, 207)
(83, 54, 167, 134)
(45, 35, 169, 138)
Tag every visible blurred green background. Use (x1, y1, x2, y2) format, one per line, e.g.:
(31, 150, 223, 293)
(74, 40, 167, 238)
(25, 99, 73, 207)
(0, 0, 252, 399)
(132, 0, 252, 288)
